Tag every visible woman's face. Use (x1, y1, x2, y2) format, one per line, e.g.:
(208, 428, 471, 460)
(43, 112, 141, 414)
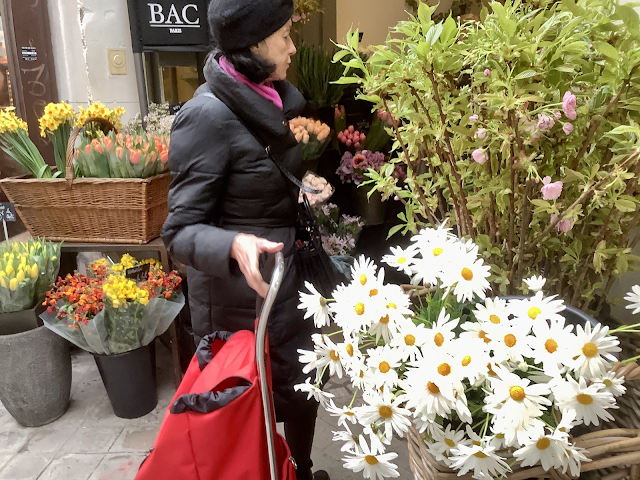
(251, 20, 296, 82)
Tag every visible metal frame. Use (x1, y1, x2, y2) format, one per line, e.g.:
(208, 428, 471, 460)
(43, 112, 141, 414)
(256, 251, 285, 480)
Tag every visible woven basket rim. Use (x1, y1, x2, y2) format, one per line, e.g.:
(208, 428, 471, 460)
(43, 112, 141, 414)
(0, 172, 169, 185)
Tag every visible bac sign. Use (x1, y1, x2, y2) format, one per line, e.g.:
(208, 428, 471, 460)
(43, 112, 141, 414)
(128, 0, 210, 52)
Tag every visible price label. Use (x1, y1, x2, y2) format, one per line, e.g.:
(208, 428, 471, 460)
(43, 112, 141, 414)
(0, 203, 16, 222)
(125, 263, 151, 282)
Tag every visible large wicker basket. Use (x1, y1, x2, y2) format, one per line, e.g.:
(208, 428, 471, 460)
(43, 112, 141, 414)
(0, 117, 170, 244)
(408, 363, 640, 480)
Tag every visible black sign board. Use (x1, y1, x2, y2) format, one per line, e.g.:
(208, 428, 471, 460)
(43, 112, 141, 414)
(126, 263, 151, 282)
(0, 203, 16, 222)
(127, 0, 210, 52)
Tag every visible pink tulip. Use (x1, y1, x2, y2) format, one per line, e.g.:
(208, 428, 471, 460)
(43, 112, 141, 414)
(562, 91, 577, 120)
(103, 137, 113, 152)
(472, 148, 487, 164)
(563, 123, 574, 135)
(84, 145, 92, 155)
(469, 114, 479, 123)
(130, 149, 141, 165)
(541, 176, 563, 200)
(160, 150, 168, 163)
(115, 146, 123, 159)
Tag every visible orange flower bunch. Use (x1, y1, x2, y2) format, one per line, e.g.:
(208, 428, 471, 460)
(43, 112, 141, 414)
(43, 273, 104, 328)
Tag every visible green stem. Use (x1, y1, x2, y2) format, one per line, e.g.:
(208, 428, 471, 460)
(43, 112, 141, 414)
(315, 363, 330, 387)
(622, 354, 640, 364)
(610, 322, 640, 333)
(326, 330, 344, 337)
(480, 414, 491, 439)
(348, 388, 360, 408)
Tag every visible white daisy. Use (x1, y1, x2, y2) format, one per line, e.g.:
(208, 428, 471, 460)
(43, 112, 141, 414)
(509, 291, 565, 327)
(390, 318, 429, 362)
(453, 384, 473, 424)
(490, 322, 536, 364)
(424, 310, 459, 350)
(294, 377, 335, 407)
(312, 334, 344, 378)
(473, 297, 511, 327)
(450, 338, 490, 385)
(553, 376, 617, 426)
(417, 349, 463, 397)
(530, 318, 575, 376)
(410, 231, 458, 287)
(367, 345, 402, 390)
(343, 435, 400, 479)
(350, 255, 380, 291)
(413, 410, 438, 434)
(298, 281, 331, 328)
(441, 254, 491, 303)
(326, 399, 359, 427)
(592, 371, 626, 397)
(428, 423, 468, 464)
(382, 245, 418, 276)
(356, 390, 412, 442)
(569, 322, 620, 378)
(558, 442, 591, 477)
(513, 429, 570, 471)
(460, 320, 498, 349)
(347, 357, 376, 390)
(484, 366, 552, 444)
(624, 284, 640, 314)
(332, 282, 385, 335)
(449, 443, 510, 480)
(402, 363, 456, 418)
(523, 275, 546, 293)
(333, 423, 360, 452)
(297, 348, 324, 383)
(336, 334, 362, 372)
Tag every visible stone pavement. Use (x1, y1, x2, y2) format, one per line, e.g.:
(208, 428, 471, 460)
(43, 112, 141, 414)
(0, 340, 414, 480)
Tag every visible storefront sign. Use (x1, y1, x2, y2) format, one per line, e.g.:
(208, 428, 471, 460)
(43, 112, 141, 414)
(127, 0, 210, 52)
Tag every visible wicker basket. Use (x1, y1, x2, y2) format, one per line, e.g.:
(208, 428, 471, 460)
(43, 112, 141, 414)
(408, 363, 640, 480)
(0, 117, 170, 244)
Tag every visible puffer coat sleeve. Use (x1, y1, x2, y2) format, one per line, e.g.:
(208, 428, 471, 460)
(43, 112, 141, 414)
(162, 102, 239, 277)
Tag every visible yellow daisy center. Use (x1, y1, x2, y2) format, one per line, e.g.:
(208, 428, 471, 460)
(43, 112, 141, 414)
(577, 394, 593, 405)
(345, 411, 355, 416)
(545, 338, 558, 354)
(444, 438, 455, 447)
(379, 406, 393, 419)
(427, 382, 440, 394)
(461, 267, 474, 281)
(536, 438, 551, 450)
(496, 433, 504, 439)
(603, 379, 612, 387)
(360, 274, 367, 286)
(472, 440, 482, 446)
(369, 289, 379, 297)
(379, 361, 391, 374)
(509, 386, 526, 401)
(434, 332, 445, 347)
(474, 451, 488, 459)
(437, 362, 451, 376)
(489, 314, 501, 324)
(387, 302, 397, 309)
(355, 302, 365, 316)
(487, 363, 497, 376)
(365, 455, 378, 465)
(461, 355, 472, 367)
(346, 344, 354, 357)
(330, 350, 340, 361)
(504, 333, 517, 348)
(433, 247, 443, 257)
(405, 334, 416, 346)
(479, 331, 491, 343)
(397, 257, 407, 264)
(528, 306, 542, 320)
(380, 315, 390, 324)
(359, 370, 365, 378)
(582, 342, 598, 358)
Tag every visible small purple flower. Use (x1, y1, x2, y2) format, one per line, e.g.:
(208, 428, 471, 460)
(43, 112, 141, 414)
(563, 123, 574, 135)
(476, 128, 487, 139)
(472, 148, 487, 164)
(563, 91, 577, 120)
(537, 114, 555, 132)
(469, 114, 479, 123)
(484, 69, 491, 77)
(541, 176, 563, 200)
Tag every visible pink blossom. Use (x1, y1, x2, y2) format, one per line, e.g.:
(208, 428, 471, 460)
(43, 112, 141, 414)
(553, 110, 562, 121)
(469, 114, 479, 123)
(563, 123, 574, 135)
(476, 128, 487, 139)
(292, 14, 301, 22)
(472, 148, 487, 164)
(537, 114, 555, 132)
(541, 176, 563, 200)
(562, 91, 577, 120)
(550, 213, 573, 233)
(484, 69, 491, 77)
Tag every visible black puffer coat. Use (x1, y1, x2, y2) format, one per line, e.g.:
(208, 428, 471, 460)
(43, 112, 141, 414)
(161, 57, 317, 421)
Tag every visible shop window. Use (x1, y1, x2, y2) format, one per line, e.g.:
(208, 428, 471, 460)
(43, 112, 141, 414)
(144, 50, 206, 108)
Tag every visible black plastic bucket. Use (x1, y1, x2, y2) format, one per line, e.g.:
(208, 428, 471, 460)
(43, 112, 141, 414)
(93, 341, 158, 419)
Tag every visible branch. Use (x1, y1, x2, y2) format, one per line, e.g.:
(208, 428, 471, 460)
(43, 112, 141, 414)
(515, 180, 533, 289)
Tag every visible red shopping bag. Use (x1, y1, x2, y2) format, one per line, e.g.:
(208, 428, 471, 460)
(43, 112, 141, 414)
(136, 330, 297, 480)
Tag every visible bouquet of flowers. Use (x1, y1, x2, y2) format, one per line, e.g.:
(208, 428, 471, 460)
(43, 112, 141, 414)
(290, 117, 331, 162)
(38, 102, 77, 174)
(299, 172, 334, 206)
(74, 131, 169, 179)
(0, 240, 61, 314)
(314, 203, 364, 256)
(338, 150, 405, 185)
(41, 254, 184, 354)
(295, 224, 638, 480)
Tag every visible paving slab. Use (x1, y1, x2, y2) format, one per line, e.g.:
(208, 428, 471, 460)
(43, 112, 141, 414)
(60, 427, 122, 455)
(0, 456, 12, 473)
(87, 454, 145, 480)
(38, 454, 103, 480)
(0, 453, 52, 480)
(0, 431, 29, 455)
(109, 427, 159, 453)
(20, 426, 77, 454)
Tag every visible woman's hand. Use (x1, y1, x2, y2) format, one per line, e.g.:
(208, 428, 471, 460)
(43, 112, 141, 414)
(230, 233, 284, 298)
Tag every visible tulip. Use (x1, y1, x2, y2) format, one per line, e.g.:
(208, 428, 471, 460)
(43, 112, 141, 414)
(84, 144, 92, 155)
(16, 269, 25, 283)
(9, 277, 18, 291)
(160, 150, 168, 163)
(103, 137, 113, 152)
(116, 146, 123, 159)
(130, 150, 141, 165)
(0, 276, 5, 288)
(30, 263, 39, 278)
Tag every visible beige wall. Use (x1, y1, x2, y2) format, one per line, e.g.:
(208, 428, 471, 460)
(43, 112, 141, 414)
(335, 0, 410, 47)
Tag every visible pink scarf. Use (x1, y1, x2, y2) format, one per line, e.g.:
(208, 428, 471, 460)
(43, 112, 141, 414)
(219, 56, 283, 110)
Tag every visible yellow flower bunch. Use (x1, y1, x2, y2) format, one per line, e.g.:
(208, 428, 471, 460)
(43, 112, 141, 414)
(110, 253, 138, 273)
(103, 274, 149, 307)
(0, 108, 28, 134)
(38, 102, 76, 137)
(76, 102, 125, 130)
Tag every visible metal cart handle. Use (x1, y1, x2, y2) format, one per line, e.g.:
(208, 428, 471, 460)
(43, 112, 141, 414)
(256, 251, 285, 480)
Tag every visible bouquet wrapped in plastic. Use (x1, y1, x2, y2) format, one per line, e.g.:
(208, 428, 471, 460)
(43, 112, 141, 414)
(290, 116, 331, 162)
(41, 255, 184, 355)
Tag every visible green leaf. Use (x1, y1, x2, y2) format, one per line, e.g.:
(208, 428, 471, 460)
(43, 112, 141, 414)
(593, 41, 620, 61)
(418, 3, 436, 25)
(514, 70, 537, 80)
(615, 198, 636, 212)
(331, 77, 360, 85)
(332, 50, 350, 63)
(440, 15, 457, 45)
(349, 29, 360, 51)
(387, 223, 404, 239)
(608, 125, 639, 135)
(425, 23, 444, 45)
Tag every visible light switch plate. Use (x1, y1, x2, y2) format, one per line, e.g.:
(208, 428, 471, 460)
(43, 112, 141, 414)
(107, 48, 127, 75)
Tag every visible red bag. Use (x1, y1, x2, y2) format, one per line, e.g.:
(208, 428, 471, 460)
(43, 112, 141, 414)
(136, 330, 297, 480)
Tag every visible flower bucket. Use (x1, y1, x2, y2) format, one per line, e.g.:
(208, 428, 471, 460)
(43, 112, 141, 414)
(0, 326, 71, 426)
(93, 341, 157, 419)
(0, 302, 46, 336)
(352, 186, 386, 226)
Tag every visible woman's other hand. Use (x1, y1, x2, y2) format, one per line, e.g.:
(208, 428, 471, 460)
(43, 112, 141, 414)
(230, 233, 284, 297)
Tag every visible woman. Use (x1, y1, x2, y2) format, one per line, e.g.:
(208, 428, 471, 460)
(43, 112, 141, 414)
(161, 1, 328, 479)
